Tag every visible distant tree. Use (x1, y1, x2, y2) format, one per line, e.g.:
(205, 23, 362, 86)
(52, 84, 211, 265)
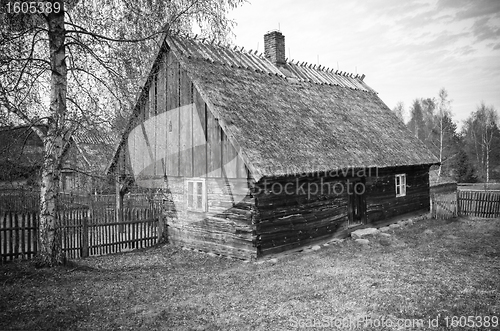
(392, 101, 405, 122)
(421, 97, 436, 136)
(455, 148, 477, 183)
(405, 89, 463, 180)
(407, 99, 425, 140)
(462, 102, 500, 183)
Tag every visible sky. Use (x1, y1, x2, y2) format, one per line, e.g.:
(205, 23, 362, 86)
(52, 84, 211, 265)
(226, 0, 500, 130)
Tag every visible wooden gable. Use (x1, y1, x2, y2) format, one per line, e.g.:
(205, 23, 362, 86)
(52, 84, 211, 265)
(123, 47, 248, 188)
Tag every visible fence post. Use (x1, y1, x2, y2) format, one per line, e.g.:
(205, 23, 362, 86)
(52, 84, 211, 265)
(456, 189, 460, 217)
(430, 194, 435, 219)
(82, 209, 89, 258)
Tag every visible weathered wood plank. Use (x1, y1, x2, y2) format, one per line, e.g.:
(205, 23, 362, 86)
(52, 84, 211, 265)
(223, 130, 237, 178)
(179, 105, 193, 176)
(236, 153, 247, 179)
(149, 75, 156, 117)
(193, 88, 207, 177)
(157, 53, 166, 113)
(206, 109, 221, 177)
(179, 68, 193, 177)
(166, 107, 179, 176)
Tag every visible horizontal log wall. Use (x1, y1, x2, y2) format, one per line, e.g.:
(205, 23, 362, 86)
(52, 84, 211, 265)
(253, 176, 349, 257)
(164, 177, 256, 259)
(365, 166, 430, 223)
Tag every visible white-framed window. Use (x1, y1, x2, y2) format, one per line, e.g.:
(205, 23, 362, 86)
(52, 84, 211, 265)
(186, 178, 207, 212)
(395, 174, 407, 197)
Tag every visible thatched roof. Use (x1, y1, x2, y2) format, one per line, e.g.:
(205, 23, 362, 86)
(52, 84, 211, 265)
(108, 33, 439, 180)
(168, 35, 438, 180)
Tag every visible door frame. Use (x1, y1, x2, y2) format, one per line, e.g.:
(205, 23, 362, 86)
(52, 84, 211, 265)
(347, 177, 366, 227)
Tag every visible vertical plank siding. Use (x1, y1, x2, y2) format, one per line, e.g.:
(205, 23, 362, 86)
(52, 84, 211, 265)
(0, 206, 160, 262)
(125, 49, 246, 182)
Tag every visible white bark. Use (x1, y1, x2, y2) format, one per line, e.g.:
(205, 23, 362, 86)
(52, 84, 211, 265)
(37, 3, 67, 266)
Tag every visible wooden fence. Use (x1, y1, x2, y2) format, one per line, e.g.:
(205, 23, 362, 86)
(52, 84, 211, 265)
(431, 193, 458, 219)
(432, 189, 500, 219)
(1, 207, 161, 262)
(458, 190, 500, 218)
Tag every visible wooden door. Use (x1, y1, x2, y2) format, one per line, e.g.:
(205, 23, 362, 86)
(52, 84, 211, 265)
(347, 178, 366, 227)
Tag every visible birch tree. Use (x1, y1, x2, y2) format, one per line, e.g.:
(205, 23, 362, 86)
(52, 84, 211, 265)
(436, 88, 449, 178)
(0, 0, 244, 266)
(463, 103, 500, 184)
(392, 101, 405, 122)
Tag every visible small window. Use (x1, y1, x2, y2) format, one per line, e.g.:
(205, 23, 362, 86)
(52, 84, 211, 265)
(395, 174, 406, 197)
(186, 179, 206, 211)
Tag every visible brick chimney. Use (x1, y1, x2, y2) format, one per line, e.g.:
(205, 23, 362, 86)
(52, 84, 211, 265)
(264, 31, 286, 66)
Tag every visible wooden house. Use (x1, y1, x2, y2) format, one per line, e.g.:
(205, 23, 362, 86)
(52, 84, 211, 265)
(108, 31, 439, 260)
(0, 125, 114, 194)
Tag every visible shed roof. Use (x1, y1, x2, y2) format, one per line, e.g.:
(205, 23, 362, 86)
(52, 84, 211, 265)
(0, 125, 115, 175)
(168, 35, 438, 180)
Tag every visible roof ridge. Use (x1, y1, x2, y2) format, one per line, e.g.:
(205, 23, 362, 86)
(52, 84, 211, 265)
(169, 34, 373, 92)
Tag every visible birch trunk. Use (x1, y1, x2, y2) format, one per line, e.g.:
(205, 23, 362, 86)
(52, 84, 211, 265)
(37, 4, 67, 266)
(486, 145, 489, 184)
(438, 109, 443, 180)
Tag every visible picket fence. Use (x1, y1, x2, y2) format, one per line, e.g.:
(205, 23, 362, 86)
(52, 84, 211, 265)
(432, 189, 500, 219)
(0, 207, 160, 262)
(458, 190, 500, 218)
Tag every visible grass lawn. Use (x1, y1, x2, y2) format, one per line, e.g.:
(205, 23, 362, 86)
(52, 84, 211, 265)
(1, 216, 499, 331)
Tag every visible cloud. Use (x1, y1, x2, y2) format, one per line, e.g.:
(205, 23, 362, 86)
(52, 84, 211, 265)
(438, 0, 500, 19)
(471, 17, 500, 42)
(455, 0, 500, 19)
(456, 45, 476, 55)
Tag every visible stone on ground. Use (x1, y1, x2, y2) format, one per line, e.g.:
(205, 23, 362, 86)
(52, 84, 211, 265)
(351, 228, 380, 239)
(355, 238, 370, 245)
(379, 238, 392, 246)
